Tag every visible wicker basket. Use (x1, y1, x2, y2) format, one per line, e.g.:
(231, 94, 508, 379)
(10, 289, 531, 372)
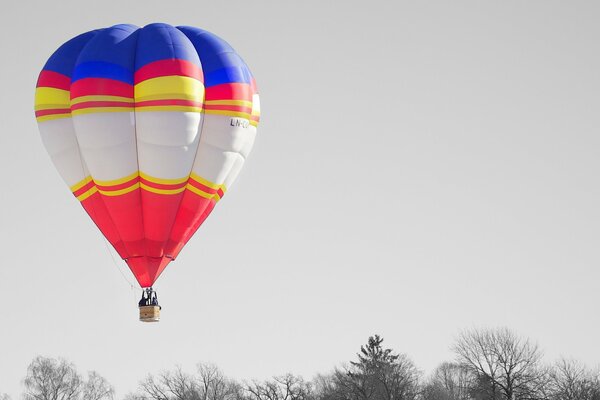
(139, 305, 161, 322)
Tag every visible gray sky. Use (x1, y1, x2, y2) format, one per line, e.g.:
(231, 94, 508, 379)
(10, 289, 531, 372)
(1, 0, 599, 397)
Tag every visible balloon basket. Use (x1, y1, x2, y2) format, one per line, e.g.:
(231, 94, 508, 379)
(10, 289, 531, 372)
(139, 305, 160, 322)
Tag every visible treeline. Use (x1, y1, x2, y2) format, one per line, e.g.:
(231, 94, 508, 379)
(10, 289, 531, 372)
(5, 328, 600, 400)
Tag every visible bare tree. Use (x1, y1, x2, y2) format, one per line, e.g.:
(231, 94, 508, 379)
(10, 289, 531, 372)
(245, 374, 312, 400)
(82, 372, 114, 400)
(137, 364, 239, 400)
(23, 357, 83, 400)
(548, 358, 600, 400)
(422, 362, 473, 400)
(139, 367, 198, 400)
(453, 328, 548, 400)
(312, 374, 336, 400)
(197, 364, 239, 400)
(123, 394, 148, 400)
(0, 394, 11, 400)
(23, 357, 114, 400)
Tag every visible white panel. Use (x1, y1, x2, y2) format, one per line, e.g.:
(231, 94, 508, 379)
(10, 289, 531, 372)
(135, 111, 202, 179)
(251, 94, 261, 115)
(72, 112, 138, 181)
(192, 115, 257, 185)
(38, 118, 89, 187)
(222, 155, 246, 189)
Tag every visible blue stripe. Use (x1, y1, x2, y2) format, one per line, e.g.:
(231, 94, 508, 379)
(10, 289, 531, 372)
(198, 52, 248, 74)
(73, 24, 139, 83)
(204, 66, 252, 87)
(135, 23, 201, 71)
(43, 30, 101, 78)
(71, 61, 134, 84)
(176, 26, 253, 86)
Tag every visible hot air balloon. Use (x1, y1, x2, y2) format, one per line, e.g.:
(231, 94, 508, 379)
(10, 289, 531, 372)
(34, 23, 260, 322)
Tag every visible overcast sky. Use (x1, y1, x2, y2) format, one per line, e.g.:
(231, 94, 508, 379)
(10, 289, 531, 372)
(1, 0, 599, 397)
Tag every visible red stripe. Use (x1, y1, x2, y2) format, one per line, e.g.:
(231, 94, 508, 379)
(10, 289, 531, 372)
(217, 188, 224, 198)
(37, 70, 71, 90)
(140, 177, 187, 191)
(204, 104, 252, 113)
(35, 108, 71, 117)
(134, 59, 203, 83)
(187, 177, 218, 194)
(96, 176, 139, 192)
(135, 99, 203, 108)
(73, 180, 96, 197)
(250, 78, 258, 94)
(71, 100, 134, 111)
(205, 83, 252, 101)
(70, 78, 134, 99)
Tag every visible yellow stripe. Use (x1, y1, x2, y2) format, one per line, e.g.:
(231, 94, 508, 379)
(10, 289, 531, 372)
(140, 182, 186, 195)
(48, 108, 256, 119)
(35, 87, 70, 108)
(204, 99, 253, 107)
(70, 95, 134, 105)
(76, 186, 98, 202)
(35, 103, 71, 111)
(250, 120, 258, 127)
(135, 76, 204, 102)
(71, 107, 133, 115)
(204, 109, 252, 119)
(98, 182, 140, 196)
(185, 184, 221, 201)
(36, 114, 71, 122)
(70, 176, 93, 192)
(135, 106, 202, 113)
(189, 172, 225, 191)
(139, 171, 188, 185)
(94, 171, 138, 187)
(72, 172, 234, 200)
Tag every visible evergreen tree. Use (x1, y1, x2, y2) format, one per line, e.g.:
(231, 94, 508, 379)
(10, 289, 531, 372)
(328, 335, 420, 400)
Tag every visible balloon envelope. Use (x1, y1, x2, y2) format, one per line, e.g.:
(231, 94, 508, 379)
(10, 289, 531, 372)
(34, 24, 260, 287)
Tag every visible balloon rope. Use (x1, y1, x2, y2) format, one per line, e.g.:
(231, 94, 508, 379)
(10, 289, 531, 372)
(100, 237, 138, 299)
(71, 126, 137, 299)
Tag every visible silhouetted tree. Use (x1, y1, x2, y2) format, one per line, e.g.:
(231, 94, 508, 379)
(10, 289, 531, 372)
(23, 357, 82, 400)
(245, 374, 312, 400)
(422, 362, 472, 400)
(197, 364, 240, 400)
(82, 372, 114, 400)
(20, 332, 600, 400)
(137, 364, 239, 400)
(453, 328, 548, 400)
(312, 374, 335, 400)
(320, 335, 420, 400)
(140, 367, 199, 400)
(548, 358, 600, 400)
(23, 357, 113, 400)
